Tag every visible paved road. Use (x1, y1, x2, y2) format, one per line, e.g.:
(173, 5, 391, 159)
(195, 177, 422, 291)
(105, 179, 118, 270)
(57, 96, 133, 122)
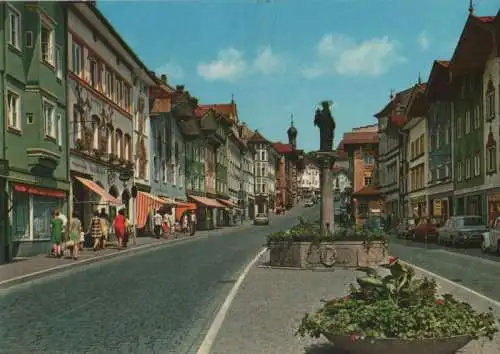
(0, 205, 319, 354)
(388, 233, 500, 302)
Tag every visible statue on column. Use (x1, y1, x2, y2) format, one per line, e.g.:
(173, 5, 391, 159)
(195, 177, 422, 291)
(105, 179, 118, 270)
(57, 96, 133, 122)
(314, 101, 336, 152)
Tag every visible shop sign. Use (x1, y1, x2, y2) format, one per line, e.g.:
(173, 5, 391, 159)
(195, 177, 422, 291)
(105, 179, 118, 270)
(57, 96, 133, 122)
(433, 200, 442, 217)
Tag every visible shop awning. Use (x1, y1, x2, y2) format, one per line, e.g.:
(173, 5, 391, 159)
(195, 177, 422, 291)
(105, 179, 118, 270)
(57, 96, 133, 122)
(75, 176, 121, 205)
(175, 201, 197, 221)
(189, 195, 225, 208)
(136, 191, 170, 229)
(217, 198, 239, 209)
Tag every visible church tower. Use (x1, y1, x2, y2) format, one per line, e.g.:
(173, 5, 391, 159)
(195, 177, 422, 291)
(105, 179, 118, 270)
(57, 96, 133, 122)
(287, 114, 298, 149)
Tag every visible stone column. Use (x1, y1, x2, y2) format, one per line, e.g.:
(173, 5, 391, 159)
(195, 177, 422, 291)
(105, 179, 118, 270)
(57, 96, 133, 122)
(316, 152, 335, 235)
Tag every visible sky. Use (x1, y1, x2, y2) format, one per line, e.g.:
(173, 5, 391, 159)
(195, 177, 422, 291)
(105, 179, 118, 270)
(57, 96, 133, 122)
(98, 0, 500, 152)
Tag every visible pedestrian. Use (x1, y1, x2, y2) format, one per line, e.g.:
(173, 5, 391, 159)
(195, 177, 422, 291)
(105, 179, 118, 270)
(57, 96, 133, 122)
(153, 209, 163, 239)
(68, 212, 82, 260)
(182, 213, 189, 236)
(89, 210, 103, 251)
(50, 210, 63, 258)
(99, 208, 109, 249)
(113, 208, 127, 249)
(190, 212, 197, 236)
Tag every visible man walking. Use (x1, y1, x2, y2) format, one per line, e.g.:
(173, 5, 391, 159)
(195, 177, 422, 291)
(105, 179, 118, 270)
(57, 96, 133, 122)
(153, 209, 163, 239)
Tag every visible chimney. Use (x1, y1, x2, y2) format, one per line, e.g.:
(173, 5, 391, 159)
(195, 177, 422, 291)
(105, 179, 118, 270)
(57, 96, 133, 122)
(175, 85, 184, 92)
(160, 74, 167, 84)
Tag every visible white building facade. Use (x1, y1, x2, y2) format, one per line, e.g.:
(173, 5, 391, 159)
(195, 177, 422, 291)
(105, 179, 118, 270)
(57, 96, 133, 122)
(250, 131, 277, 214)
(298, 162, 320, 196)
(67, 3, 154, 226)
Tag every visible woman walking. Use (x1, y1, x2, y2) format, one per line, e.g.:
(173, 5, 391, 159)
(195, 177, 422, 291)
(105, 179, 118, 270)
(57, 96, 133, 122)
(113, 209, 127, 249)
(89, 210, 103, 251)
(68, 212, 82, 260)
(99, 209, 110, 249)
(50, 210, 63, 258)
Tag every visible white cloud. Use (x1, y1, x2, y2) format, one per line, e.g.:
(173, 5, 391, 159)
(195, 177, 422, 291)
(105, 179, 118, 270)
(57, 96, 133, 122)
(197, 48, 249, 82)
(197, 46, 284, 81)
(253, 46, 283, 74)
(155, 60, 184, 79)
(417, 31, 430, 50)
(303, 33, 406, 78)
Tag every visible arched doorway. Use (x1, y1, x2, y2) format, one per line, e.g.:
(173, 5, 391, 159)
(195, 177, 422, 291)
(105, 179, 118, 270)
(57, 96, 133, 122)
(109, 185, 119, 198)
(122, 188, 131, 217)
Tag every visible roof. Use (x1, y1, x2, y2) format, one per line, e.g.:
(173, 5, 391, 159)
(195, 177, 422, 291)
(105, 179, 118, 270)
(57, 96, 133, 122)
(425, 60, 453, 102)
(238, 123, 254, 141)
(273, 142, 293, 154)
(405, 83, 429, 119)
(150, 77, 174, 114)
(342, 131, 379, 146)
(352, 186, 380, 197)
(249, 130, 270, 143)
(198, 103, 238, 123)
(449, 14, 495, 75)
(374, 86, 414, 128)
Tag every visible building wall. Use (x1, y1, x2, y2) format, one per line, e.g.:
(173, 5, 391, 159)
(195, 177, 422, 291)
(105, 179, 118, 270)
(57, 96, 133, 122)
(3, 2, 70, 260)
(132, 80, 151, 189)
(186, 139, 205, 195)
(228, 135, 241, 204)
(405, 117, 428, 217)
(352, 146, 376, 193)
(298, 163, 320, 191)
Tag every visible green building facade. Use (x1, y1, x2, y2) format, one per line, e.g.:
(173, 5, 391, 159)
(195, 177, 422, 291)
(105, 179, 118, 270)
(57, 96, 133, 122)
(0, 2, 70, 262)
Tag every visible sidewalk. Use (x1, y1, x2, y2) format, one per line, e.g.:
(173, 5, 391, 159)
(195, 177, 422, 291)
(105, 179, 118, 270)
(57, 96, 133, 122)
(210, 251, 500, 354)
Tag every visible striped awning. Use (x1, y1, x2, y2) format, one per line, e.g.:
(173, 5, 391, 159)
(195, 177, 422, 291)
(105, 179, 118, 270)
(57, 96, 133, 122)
(136, 191, 168, 229)
(217, 198, 239, 209)
(75, 176, 121, 205)
(189, 195, 225, 208)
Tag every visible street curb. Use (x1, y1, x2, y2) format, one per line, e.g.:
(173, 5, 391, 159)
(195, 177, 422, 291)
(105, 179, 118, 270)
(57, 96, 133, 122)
(0, 235, 206, 289)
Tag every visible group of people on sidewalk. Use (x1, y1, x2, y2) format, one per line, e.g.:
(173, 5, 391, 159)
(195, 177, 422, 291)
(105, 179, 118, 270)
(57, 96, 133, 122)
(50, 208, 133, 260)
(153, 209, 197, 239)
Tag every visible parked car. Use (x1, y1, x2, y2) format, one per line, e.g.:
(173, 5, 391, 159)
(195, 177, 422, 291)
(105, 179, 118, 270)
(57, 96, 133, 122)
(254, 213, 270, 225)
(396, 218, 416, 239)
(304, 199, 314, 207)
(436, 216, 487, 247)
(413, 218, 438, 242)
(481, 216, 500, 254)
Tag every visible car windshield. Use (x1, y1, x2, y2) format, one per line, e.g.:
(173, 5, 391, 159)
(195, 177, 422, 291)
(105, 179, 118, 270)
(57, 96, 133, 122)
(463, 217, 482, 226)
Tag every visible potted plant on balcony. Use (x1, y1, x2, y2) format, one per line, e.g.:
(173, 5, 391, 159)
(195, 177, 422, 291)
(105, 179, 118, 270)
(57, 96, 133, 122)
(266, 218, 387, 268)
(296, 257, 498, 353)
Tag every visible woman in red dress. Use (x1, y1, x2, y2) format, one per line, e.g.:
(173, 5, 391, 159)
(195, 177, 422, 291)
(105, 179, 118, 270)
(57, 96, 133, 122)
(113, 208, 127, 249)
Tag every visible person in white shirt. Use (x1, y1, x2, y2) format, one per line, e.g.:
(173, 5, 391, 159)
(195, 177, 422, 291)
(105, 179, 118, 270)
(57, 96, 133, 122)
(153, 210, 163, 239)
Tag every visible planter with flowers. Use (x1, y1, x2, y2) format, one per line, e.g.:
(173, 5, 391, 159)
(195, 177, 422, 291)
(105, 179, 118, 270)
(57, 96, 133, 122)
(296, 257, 498, 353)
(266, 218, 387, 268)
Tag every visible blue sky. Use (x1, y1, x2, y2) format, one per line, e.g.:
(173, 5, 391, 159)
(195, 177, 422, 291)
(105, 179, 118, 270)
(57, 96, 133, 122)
(98, 0, 499, 152)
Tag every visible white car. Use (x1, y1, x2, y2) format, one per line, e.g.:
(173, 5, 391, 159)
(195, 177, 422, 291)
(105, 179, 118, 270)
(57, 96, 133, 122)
(304, 200, 314, 207)
(254, 213, 270, 225)
(482, 216, 500, 254)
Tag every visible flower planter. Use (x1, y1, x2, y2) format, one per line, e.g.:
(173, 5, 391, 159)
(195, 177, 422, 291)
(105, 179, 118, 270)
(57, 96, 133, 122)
(323, 333, 471, 354)
(268, 241, 387, 268)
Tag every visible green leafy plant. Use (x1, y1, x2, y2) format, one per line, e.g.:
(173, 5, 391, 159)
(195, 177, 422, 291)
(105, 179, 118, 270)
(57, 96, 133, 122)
(266, 218, 387, 246)
(296, 258, 498, 341)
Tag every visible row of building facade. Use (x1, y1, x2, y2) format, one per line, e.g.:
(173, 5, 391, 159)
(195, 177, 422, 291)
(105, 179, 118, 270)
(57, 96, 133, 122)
(337, 7, 500, 226)
(0, 1, 304, 262)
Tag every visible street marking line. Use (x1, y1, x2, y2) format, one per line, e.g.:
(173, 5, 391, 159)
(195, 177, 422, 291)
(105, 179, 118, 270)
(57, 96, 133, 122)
(197, 247, 267, 354)
(0, 236, 205, 288)
(399, 260, 500, 309)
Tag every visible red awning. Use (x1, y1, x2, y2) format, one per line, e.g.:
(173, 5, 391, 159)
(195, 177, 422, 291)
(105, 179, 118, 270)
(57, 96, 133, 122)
(75, 176, 121, 205)
(189, 195, 225, 208)
(217, 198, 238, 208)
(14, 184, 66, 198)
(136, 191, 169, 229)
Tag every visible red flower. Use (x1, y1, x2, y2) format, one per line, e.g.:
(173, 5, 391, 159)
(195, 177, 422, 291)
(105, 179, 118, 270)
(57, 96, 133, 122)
(436, 299, 445, 305)
(388, 256, 399, 265)
(343, 296, 350, 301)
(350, 334, 360, 342)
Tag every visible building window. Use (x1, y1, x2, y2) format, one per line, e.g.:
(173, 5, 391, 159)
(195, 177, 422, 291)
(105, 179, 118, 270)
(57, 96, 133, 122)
(154, 156, 159, 181)
(105, 69, 113, 98)
(116, 130, 123, 158)
(445, 123, 450, 145)
(89, 59, 99, 89)
(474, 152, 481, 176)
(7, 90, 21, 130)
(8, 7, 21, 50)
(92, 116, 99, 150)
(162, 161, 167, 183)
(41, 20, 54, 65)
(486, 81, 495, 120)
(487, 146, 496, 173)
(124, 134, 132, 161)
(465, 111, 471, 134)
(43, 99, 56, 139)
(456, 162, 462, 182)
(56, 114, 62, 146)
(363, 176, 372, 186)
(106, 127, 113, 154)
(473, 105, 480, 129)
(55, 46, 62, 79)
(363, 153, 375, 165)
(465, 158, 471, 180)
(124, 85, 131, 112)
(456, 117, 462, 138)
(72, 41, 82, 76)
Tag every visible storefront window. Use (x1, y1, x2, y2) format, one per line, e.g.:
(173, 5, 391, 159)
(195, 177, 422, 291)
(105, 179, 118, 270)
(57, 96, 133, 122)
(12, 191, 62, 241)
(12, 191, 29, 241)
(33, 195, 59, 240)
